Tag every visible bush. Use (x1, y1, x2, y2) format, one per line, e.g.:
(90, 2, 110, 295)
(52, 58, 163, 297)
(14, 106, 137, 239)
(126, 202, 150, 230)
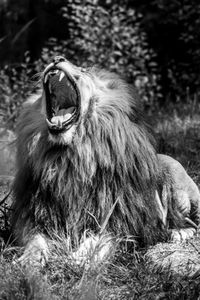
(0, 52, 40, 127)
(133, 0, 200, 102)
(60, 0, 161, 105)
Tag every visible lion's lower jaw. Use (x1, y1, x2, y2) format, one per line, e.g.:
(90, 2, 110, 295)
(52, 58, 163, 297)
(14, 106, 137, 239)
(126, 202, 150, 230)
(48, 125, 77, 145)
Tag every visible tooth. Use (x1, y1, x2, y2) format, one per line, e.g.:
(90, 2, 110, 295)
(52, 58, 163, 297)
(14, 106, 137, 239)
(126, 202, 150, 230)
(59, 71, 65, 82)
(51, 116, 64, 125)
(44, 74, 48, 83)
(46, 118, 54, 128)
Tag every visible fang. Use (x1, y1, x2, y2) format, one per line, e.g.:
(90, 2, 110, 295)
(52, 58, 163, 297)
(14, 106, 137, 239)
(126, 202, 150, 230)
(59, 71, 65, 82)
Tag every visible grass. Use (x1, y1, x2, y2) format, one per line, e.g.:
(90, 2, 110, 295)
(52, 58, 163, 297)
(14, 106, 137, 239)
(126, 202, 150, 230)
(1, 243, 200, 299)
(1, 99, 200, 299)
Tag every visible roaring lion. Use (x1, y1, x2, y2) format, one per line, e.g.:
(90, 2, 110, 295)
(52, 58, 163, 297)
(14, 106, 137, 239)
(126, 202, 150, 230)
(11, 56, 200, 266)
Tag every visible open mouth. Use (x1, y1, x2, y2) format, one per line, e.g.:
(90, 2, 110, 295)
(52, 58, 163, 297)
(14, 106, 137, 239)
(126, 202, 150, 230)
(43, 66, 80, 134)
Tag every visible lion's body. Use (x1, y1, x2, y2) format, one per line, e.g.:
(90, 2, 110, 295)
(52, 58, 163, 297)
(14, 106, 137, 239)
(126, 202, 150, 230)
(11, 58, 200, 266)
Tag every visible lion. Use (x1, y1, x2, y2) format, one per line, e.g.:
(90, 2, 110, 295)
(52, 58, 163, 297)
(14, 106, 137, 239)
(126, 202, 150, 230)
(11, 56, 200, 267)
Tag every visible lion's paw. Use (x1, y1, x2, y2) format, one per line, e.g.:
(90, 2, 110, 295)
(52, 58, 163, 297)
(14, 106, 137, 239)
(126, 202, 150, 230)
(71, 234, 114, 267)
(15, 234, 49, 269)
(170, 228, 196, 242)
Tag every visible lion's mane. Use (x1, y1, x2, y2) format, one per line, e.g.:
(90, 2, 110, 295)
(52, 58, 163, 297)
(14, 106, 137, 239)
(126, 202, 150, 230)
(12, 68, 164, 247)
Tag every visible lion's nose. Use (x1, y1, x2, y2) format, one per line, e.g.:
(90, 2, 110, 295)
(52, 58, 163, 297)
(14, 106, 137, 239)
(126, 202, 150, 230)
(53, 56, 66, 65)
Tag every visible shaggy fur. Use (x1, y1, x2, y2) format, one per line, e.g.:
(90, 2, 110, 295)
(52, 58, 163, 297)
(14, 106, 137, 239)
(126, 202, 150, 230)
(11, 57, 200, 265)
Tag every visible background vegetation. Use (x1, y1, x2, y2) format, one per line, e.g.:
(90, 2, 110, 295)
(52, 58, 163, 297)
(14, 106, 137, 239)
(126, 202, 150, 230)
(1, 0, 200, 299)
(1, 0, 200, 125)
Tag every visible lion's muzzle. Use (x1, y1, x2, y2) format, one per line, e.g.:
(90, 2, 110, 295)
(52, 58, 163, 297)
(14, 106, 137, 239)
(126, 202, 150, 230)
(44, 57, 81, 134)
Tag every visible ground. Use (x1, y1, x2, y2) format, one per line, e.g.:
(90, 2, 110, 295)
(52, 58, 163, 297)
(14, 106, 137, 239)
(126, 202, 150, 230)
(1, 101, 200, 299)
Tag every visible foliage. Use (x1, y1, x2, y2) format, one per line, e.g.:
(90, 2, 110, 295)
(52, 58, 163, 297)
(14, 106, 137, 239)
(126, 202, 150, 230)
(60, 0, 161, 104)
(0, 0, 163, 127)
(133, 0, 200, 102)
(0, 53, 40, 127)
(1, 0, 200, 111)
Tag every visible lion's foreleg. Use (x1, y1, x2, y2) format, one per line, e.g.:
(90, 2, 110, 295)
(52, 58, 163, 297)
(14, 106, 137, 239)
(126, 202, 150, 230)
(168, 189, 199, 241)
(12, 196, 49, 267)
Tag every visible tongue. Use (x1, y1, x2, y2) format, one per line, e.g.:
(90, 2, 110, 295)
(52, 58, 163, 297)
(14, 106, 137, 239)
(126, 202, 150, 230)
(51, 107, 75, 125)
